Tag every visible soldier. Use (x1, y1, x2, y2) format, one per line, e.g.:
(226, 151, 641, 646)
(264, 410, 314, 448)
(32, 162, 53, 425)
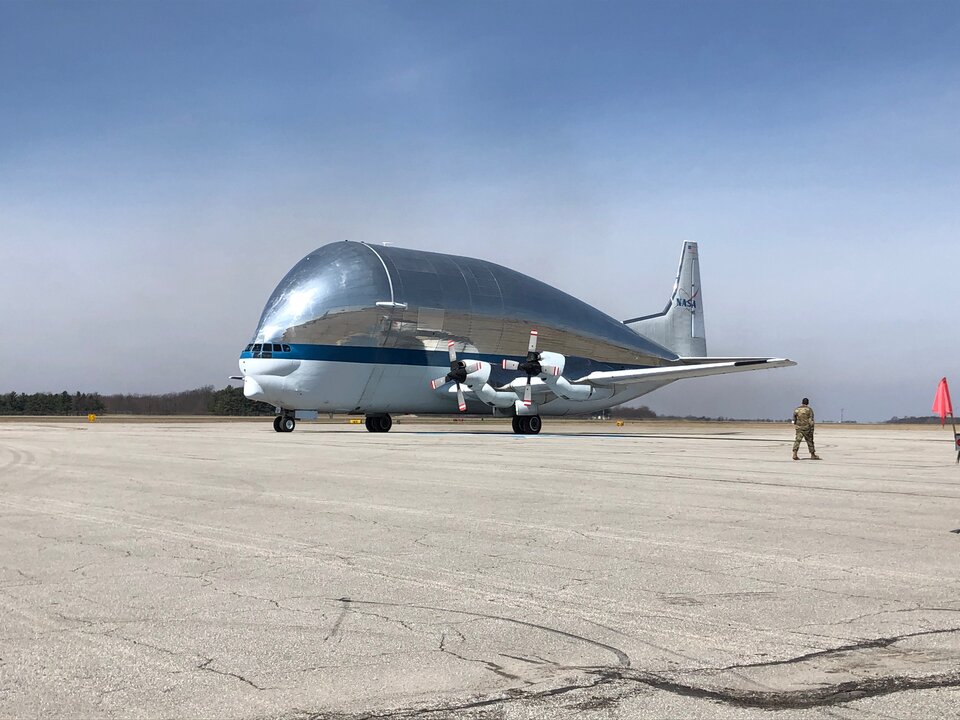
(792, 398, 820, 460)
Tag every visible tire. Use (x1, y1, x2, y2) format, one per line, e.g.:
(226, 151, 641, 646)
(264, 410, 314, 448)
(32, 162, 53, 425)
(512, 416, 523, 434)
(527, 415, 542, 434)
(281, 417, 296, 433)
(364, 415, 392, 433)
(273, 416, 283, 432)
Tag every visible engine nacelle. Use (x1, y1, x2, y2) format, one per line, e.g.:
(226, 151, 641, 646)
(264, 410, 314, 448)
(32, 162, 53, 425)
(543, 374, 597, 401)
(533, 351, 595, 401)
(462, 361, 491, 387)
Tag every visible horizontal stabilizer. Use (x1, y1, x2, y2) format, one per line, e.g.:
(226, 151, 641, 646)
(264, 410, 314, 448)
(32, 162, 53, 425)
(575, 358, 796, 387)
(676, 356, 790, 365)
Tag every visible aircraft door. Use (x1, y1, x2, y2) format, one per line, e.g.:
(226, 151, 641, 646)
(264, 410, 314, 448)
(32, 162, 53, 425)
(354, 302, 403, 411)
(357, 365, 386, 410)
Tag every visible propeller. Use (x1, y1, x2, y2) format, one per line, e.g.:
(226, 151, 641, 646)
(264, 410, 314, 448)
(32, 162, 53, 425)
(430, 340, 485, 412)
(502, 330, 562, 406)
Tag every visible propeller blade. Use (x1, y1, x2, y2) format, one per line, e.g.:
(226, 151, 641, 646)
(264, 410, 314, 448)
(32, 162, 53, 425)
(456, 384, 467, 412)
(523, 382, 532, 406)
(502, 359, 520, 371)
(528, 330, 539, 354)
(463, 361, 483, 374)
(447, 340, 457, 363)
(430, 376, 449, 390)
(541, 364, 562, 377)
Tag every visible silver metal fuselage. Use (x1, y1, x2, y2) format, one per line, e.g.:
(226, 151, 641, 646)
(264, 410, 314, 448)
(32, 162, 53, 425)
(239, 242, 678, 415)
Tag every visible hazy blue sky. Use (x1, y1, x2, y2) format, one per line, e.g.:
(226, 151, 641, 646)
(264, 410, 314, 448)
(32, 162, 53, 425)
(2, 0, 958, 421)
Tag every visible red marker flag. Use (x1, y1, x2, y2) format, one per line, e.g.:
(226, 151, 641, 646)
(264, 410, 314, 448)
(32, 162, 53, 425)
(932, 377, 953, 427)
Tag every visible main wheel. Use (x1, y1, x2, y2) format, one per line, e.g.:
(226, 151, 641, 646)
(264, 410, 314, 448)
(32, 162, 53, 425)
(273, 416, 283, 432)
(512, 416, 523, 434)
(281, 416, 296, 432)
(527, 415, 542, 434)
(365, 415, 393, 432)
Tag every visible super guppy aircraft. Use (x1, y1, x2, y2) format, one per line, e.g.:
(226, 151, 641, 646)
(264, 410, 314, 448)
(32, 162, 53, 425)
(237, 240, 794, 434)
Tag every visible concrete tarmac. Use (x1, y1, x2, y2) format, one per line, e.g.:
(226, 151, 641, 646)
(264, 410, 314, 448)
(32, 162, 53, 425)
(1, 419, 959, 719)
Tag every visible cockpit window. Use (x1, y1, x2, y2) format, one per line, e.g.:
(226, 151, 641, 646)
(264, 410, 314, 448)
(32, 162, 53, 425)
(246, 342, 291, 357)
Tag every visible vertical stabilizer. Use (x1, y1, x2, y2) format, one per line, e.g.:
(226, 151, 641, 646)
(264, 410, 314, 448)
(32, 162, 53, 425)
(624, 241, 706, 357)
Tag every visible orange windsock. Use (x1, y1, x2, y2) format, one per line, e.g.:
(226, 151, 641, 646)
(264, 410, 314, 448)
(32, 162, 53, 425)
(932, 377, 953, 427)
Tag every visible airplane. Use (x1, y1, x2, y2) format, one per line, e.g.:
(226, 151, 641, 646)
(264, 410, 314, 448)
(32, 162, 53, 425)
(235, 240, 794, 434)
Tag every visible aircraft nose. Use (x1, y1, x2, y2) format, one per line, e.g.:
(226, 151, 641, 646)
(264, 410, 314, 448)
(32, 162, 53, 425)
(243, 375, 266, 400)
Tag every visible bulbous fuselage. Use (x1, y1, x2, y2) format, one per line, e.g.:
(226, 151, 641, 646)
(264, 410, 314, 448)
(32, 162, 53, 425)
(239, 241, 675, 414)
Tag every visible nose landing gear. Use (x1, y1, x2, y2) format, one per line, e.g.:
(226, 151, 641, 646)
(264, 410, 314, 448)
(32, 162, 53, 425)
(273, 413, 296, 433)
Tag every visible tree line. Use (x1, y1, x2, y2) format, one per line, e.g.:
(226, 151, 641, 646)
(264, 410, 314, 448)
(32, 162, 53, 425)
(0, 386, 272, 416)
(886, 415, 956, 424)
(4, 386, 655, 418)
(0, 391, 106, 416)
(5, 389, 942, 422)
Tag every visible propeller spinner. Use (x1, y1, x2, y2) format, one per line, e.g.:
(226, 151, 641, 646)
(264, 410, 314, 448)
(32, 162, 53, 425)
(430, 340, 485, 412)
(502, 330, 562, 406)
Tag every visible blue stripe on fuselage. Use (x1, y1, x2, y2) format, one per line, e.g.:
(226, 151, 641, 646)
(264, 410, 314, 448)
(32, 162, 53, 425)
(239, 344, 651, 374)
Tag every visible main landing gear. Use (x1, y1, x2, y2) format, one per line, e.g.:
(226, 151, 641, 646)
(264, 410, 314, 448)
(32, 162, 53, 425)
(273, 413, 296, 433)
(512, 415, 542, 435)
(364, 414, 393, 433)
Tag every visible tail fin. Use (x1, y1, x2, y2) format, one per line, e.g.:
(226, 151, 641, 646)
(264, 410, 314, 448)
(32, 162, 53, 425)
(623, 241, 706, 357)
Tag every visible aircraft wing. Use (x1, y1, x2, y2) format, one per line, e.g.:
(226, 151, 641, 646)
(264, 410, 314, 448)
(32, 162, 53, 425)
(574, 358, 796, 387)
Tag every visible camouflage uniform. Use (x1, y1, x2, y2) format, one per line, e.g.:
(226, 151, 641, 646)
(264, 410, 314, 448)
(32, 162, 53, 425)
(792, 405, 816, 455)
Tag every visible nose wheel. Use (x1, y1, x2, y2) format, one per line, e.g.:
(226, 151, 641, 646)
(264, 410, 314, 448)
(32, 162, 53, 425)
(273, 414, 296, 432)
(511, 415, 542, 434)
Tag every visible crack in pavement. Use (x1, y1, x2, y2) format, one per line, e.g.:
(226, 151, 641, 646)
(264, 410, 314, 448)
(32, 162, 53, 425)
(331, 673, 612, 719)
(439, 632, 524, 682)
(197, 657, 266, 691)
(301, 665, 960, 718)
(324, 603, 349, 643)
(108, 631, 183, 659)
(301, 602, 960, 718)
(331, 597, 631, 668)
(617, 667, 960, 710)
(705, 626, 960, 672)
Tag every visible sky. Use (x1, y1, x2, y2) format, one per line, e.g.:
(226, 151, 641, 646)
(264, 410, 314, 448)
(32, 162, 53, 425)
(1, 0, 958, 421)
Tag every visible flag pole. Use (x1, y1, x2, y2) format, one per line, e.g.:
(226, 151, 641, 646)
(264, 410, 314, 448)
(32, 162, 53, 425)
(953, 411, 959, 464)
(933, 377, 957, 463)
